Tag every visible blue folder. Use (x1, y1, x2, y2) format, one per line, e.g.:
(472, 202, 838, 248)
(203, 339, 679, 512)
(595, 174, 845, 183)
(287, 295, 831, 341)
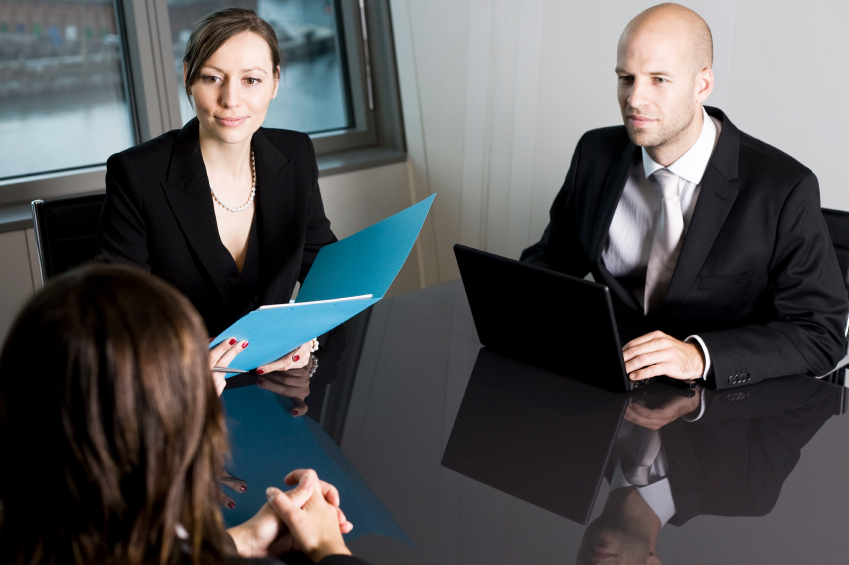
(210, 195, 435, 371)
(296, 194, 436, 303)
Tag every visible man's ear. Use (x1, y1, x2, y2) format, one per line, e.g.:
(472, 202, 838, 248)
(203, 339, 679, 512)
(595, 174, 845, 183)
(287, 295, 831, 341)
(695, 67, 714, 104)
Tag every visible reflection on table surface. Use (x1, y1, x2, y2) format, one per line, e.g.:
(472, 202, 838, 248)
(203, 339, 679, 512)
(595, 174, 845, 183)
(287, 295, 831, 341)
(224, 279, 849, 565)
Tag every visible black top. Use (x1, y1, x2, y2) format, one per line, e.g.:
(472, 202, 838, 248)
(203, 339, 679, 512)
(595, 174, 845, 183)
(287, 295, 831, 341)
(222, 214, 261, 325)
(97, 119, 338, 336)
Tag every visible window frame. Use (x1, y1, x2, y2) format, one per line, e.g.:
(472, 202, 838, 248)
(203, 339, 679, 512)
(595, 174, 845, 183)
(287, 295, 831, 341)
(0, 0, 405, 210)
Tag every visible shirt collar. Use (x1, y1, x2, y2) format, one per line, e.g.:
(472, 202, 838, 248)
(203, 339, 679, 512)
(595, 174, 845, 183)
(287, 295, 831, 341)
(642, 106, 718, 185)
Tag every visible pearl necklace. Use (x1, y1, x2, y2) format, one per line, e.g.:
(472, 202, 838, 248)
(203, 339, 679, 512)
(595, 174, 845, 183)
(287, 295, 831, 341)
(210, 149, 256, 212)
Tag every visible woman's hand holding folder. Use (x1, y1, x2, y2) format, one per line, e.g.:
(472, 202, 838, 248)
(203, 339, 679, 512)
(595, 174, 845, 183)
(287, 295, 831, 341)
(209, 337, 314, 397)
(255, 340, 313, 375)
(209, 337, 249, 396)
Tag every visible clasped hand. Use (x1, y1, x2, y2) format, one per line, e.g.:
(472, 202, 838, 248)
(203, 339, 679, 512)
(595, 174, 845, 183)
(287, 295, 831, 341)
(227, 468, 353, 561)
(622, 330, 704, 382)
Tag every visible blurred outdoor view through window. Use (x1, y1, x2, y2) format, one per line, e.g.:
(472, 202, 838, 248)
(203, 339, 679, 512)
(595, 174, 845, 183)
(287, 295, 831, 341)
(168, 0, 351, 135)
(0, 0, 350, 182)
(0, 0, 135, 180)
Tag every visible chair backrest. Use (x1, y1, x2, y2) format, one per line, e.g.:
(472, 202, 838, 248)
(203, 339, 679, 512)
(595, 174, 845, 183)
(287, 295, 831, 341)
(31, 193, 106, 284)
(824, 208, 849, 295)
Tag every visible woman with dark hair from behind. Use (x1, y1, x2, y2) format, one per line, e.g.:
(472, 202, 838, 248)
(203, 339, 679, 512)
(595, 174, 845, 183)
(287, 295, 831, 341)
(0, 264, 369, 565)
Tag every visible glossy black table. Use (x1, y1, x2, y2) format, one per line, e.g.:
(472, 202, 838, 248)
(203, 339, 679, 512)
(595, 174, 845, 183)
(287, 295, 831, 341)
(224, 279, 849, 564)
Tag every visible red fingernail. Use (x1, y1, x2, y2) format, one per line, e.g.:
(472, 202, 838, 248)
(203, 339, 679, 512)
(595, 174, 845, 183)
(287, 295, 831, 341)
(256, 368, 265, 375)
(228, 338, 237, 346)
(207, 337, 215, 343)
(293, 354, 300, 362)
(239, 484, 247, 492)
(256, 378, 265, 385)
(242, 341, 249, 349)
(227, 501, 235, 509)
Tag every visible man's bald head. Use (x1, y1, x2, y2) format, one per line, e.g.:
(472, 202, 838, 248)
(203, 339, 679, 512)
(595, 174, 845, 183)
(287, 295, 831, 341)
(615, 3, 716, 165)
(622, 3, 713, 77)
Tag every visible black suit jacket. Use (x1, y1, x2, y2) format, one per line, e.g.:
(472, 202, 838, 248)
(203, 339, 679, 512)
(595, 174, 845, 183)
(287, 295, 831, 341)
(521, 107, 848, 389)
(605, 376, 842, 526)
(96, 119, 337, 336)
(660, 376, 843, 526)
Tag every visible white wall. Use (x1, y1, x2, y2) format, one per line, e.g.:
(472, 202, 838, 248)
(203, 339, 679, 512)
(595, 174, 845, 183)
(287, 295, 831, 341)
(320, 161, 424, 297)
(390, 0, 849, 284)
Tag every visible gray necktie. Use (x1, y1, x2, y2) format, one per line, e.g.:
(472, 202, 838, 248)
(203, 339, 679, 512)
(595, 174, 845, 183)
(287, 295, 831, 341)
(623, 427, 663, 486)
(644, 169, 684, 314)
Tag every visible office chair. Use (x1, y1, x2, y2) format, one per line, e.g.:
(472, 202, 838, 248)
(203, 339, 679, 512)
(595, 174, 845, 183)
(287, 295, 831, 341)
(822, 208, 849, 385)
(31, 193, 106, 285)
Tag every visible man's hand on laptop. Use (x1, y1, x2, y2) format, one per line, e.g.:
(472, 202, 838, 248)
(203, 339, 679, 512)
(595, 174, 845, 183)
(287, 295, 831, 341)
(622, 331, 705, 382)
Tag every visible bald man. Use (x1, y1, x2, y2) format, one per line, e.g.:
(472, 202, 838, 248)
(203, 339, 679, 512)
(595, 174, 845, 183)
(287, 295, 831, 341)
(522, 3, 848, 390)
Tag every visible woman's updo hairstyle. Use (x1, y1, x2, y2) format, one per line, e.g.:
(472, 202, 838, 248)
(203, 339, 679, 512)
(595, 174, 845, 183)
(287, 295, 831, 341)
(183, 7, 283, 103)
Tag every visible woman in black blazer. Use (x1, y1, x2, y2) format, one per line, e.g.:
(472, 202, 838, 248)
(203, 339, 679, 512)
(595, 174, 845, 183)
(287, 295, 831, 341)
(97, 8, 335, 374)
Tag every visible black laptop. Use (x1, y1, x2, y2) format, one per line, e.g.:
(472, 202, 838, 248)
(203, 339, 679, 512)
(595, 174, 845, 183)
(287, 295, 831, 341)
(454, 244, 652, 393)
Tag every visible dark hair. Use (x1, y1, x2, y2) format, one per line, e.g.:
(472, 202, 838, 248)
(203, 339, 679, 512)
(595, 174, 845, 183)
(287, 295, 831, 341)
(183, 7, 283, 103)
(0, 264, 229, 565)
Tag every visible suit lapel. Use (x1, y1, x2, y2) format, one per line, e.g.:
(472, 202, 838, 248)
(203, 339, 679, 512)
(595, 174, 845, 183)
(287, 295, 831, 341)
(160, 119, 229, 303)
(664, 108, 740, 307)
(590, 143, 638, 307)
(595, 262, 641, 310)
(252, 129, 294, 306)
(590, 143, 637, 261)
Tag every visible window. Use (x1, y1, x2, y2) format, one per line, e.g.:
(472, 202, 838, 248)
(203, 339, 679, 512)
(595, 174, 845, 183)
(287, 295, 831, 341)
(0, 0, 403, 208)
(0, 0, 136, 181)
(167, 0, 351, 135)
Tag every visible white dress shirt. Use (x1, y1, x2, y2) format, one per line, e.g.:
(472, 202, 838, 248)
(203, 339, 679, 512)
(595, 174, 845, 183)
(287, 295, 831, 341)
(602, 107, 721, 379)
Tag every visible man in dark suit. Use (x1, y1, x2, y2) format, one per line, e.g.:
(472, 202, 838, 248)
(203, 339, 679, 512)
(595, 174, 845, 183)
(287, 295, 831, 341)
(522, 4, 848, 389)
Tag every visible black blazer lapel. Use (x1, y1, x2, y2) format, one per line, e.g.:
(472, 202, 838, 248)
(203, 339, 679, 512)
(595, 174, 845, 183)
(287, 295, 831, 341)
(160, 119, 229, 303)
(252, 129, 294, 306)
(664, 108, 740, 308)
(595, 262, 641, 311)
(589, 143, 637, 261)
(590, 143, 639, 309)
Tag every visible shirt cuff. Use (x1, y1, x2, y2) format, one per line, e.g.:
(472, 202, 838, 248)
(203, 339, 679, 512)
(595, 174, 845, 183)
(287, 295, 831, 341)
(682, 384, 707, 422)
(684, 334, 711, 380)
